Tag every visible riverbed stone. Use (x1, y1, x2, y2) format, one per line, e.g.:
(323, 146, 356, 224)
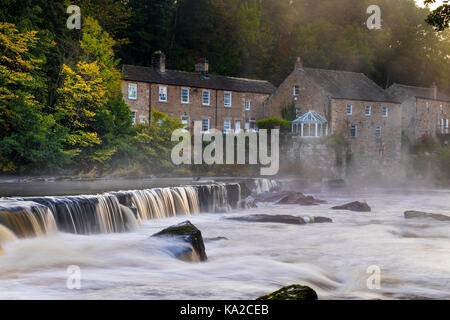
(256, 284, 318, 300)
(331, 201, 371, 212)
(254, 191, 326, 206)
(228, 214, 306, 225)
(151, 220, 207, 262)
(313, 216, 333, 223)
(404, 210, 450, 221)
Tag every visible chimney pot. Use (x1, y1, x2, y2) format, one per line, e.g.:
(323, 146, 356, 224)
(195, 58, 209, 77)
(295, 56, 303, 69)
(431, 82, 437, 100)
(151, 51, 165, 73)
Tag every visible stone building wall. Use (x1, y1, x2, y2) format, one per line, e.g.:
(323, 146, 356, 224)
(400, 97, 450, 142)
(331, 98, 402, 177)
(263, 69, 330, 119)
(122, 81, 270, 131)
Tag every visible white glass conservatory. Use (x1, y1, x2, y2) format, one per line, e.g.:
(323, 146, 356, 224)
(291, 110, 328, 137)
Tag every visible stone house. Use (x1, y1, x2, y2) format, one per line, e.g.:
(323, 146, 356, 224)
(265, 58, 402, 176)
(386, 83, 450, 144)
(121, 51, 275, 132)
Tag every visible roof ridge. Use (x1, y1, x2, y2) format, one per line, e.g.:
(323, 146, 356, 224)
(123, 64, 272, 85)
(302, 66, 365, 76)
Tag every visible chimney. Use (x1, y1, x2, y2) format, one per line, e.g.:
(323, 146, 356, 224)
(295, 56, 303, 70)
(195, 57, 209, 77)
(430, 82, 437, 100)
(151, 51, 165, 73)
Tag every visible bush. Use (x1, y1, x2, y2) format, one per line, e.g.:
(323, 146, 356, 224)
(256, 117, 291, 132)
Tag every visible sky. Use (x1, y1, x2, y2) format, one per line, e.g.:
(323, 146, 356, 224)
(414, 0, 446, 10)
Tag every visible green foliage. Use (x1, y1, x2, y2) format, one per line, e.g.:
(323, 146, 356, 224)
(411, 134, 441, 154)
(256, 117, 291, 131)
(425, 0, 450, 31)
(281, 101, 297, 121)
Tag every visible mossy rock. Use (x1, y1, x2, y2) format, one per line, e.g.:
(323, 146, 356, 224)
(256, 284, 318, 300)
(152, 220, 207, 261)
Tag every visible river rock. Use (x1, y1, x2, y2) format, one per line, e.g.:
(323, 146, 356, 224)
(404, 210, 450, 221)
(277, 192, 326, 206)
(204, 236, 229, 241)
(151, 220, 207, 262)
(227, 214, 332, 225)
(256, 284, 318, 300)
(331, 201, 371, 212)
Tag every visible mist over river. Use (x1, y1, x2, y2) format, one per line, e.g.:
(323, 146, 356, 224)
(0, 183, 449, 300)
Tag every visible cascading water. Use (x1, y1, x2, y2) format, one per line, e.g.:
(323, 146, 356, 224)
(0, 182, 244, 240)
(0, 201, 57, 238)
(253, 179, 278, 194)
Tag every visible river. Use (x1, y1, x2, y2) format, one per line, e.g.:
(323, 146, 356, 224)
(0, 180, 449, 299)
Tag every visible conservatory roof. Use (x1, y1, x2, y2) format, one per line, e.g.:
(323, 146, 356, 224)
(292, 110, 327, 124)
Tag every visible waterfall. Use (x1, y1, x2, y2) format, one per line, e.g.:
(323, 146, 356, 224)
(254, 179, 278, 194)
(0, 182, 244, 239)
(0, 200, 57, 238)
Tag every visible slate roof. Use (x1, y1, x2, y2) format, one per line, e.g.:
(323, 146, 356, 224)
(121, 64, 276, 94)
(386, 83, 450, 102)
(300, 67, 399, 103)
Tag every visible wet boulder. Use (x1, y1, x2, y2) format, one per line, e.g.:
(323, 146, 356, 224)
(151, 220, 207, 262)
(228, 214, 306, 225)
(313, 216, 333, 223)
(254, 191, 326, 206)
(404, 211, 450, 222)
(256, 284, 318, 301)
(204, 236, 229, 242)
(331, 201, 371, 212)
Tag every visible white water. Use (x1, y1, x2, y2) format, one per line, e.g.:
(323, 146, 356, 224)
(0, 187, 449, 299)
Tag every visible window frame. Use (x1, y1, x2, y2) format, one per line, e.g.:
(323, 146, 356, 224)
(382, 106, 389, 117)
(158, 86, 167, 102)
(224, 92, 232, 107)
(293, 86, 300, 97)
(131, 111, 137, 125)
(365, 105, 372, 117)
(375, 125, 382, 139)
(128, 83, 137, 100)
(346, 104, 353, 115)
(223, 119, 232, 134)
(181, 88, 190, 104)
(201, 118, 210, 133)
(245, 100, 251, 111)
(350, 124, 357, 138)
(181, 115, 189, 130)
(202, 90, 210, 106)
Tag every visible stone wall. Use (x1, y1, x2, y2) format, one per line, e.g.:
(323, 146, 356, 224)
(286, 138, 345, 180)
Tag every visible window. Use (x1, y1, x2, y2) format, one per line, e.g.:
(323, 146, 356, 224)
(202, 118, 210, 132)
(245, 122, 250, 131)
(382, 107, 389, 117)
(223, 120, 231, 133)
(224, 92, 232, 107)
(159, 86, 167, 102)
(376, 125, 382, 139)
(128, 83, 137, 100)
(245, 100, 250, 111)
(139, 116, 147, 123)
(181, 116, 189, 129)
(235, 120, 242, 132)
(442, 118, 449, 134)
(202, 90, 210, 105)
(346, 104, 352, 115)
(440, 105, 443, 114)
(293, 86, 300, 96)
(295, 108, 301, 116)
(426, 102, 430, 113)
(181, 88, 189, 104)
(365, 105, 371, 116)
(350, 125, 357, 138)
(131, 111, 137, 125)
